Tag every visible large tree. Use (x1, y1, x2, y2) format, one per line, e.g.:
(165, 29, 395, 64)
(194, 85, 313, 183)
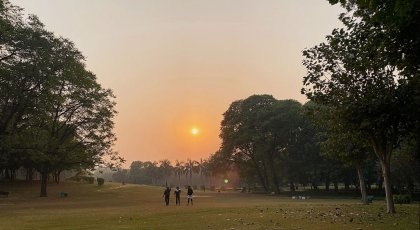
(218, 95, 303, 194)
(1, 1, 121, 196)
(301, 8, 416, 212)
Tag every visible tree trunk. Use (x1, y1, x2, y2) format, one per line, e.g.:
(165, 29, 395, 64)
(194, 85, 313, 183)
(268, 158, 281, 194)
(380, 158, 395, 213)
(251, 158, 269, 192)
(333, 181, 339, 192)
(254, 166, 269, 192)
(54, 171, 61, 184)
(10, 169, 16, 182)
(26, 168, 34, 184)
(355, 163, 367, 204)
(344, 177, 350, 191)
(5, 169, 10, 180)
(290, 181, 296, 192)
(325, 174, 330, 191)
(371, 138, 395, 213)
(40, 172, 48, 197)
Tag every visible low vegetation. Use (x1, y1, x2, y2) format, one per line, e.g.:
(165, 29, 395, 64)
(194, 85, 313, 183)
(0, 181, 418, 229)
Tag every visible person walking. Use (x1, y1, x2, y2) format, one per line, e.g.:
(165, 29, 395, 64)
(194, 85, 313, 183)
(163, 187, 171, 206)
(187, 185, 194, 205)
(174, 186, 181, 205)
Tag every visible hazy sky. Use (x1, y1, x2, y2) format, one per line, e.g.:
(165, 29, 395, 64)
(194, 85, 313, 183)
(12, 0, 343, 167)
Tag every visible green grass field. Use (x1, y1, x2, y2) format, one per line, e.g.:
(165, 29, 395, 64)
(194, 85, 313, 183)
(0, 181, 418, 230)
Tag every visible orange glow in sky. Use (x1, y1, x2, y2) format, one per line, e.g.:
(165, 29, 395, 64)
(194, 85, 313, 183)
(12, 0, 343, 167)
(191, 128, 199, 135)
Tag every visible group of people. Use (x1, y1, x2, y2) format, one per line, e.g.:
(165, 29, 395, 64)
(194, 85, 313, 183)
(163, 185, 194, 206)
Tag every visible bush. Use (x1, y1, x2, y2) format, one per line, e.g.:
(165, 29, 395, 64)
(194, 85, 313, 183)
(97, 178, 105, 186)
(67, 176, 94, 184)
(393, 194, 411, 204)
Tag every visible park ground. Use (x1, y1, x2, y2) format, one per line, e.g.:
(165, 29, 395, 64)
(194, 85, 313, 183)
(0, 181, 418, 230)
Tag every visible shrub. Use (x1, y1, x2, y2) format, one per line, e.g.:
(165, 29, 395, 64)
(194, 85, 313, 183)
(393, 194, 411, 204)
(97, 178, 105, 186)
(67, 176, 94, 184)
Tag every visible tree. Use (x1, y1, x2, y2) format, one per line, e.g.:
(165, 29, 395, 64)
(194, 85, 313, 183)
(0, 1, 121, 196)
(219, 95, 278, 192)
(173, 160, 184, 186)
(197, 158, 209, 189)
(305, 102, 375, 204)
(159, 159, 172, 186)
(184, 158, 198, 186)
(218, 95, 304, 193)
(143, 161, 159, 185)
(128, 161, 145, 184)
(301, 12, 416, 212)
(322, 126, 374, 204)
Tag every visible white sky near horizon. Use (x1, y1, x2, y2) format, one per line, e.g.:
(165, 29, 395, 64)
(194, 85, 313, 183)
(11, 0, 343, 168)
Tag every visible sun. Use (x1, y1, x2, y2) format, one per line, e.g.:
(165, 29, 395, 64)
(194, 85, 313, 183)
(191, 127, 199, 135)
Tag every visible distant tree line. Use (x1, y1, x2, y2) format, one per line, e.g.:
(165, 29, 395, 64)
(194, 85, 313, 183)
(110, 158, 213, 188)
(0, 0, 123, 196)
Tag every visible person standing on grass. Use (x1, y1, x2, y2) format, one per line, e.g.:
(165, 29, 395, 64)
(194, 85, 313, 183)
(187, 185, 194, 205)
(174, 186, 181, 205)
(163, 187, 171, 206)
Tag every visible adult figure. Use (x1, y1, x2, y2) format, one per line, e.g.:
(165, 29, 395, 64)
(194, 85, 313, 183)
(163, 187, 171, 206)
(187, 185, 194, 205)
(174, 186, 181, 205)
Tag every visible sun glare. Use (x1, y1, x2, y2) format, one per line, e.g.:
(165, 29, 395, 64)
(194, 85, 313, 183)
(191, 128, 199, 135)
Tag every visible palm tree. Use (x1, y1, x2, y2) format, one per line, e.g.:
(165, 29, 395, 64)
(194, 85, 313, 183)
(197, 158, 209, 190)
(159, 159, 172, 186)
(174, 160, 184, 186)
(184, 158, 199, 186)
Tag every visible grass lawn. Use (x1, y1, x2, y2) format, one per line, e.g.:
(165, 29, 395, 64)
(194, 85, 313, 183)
(0, 181, 418, 229)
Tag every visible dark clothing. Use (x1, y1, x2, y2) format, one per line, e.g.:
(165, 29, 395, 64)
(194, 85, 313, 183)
(174, 189, 181, 205)
(187, 187, 194, 205)
(187, 188, 193, 196)
(163, 187, 171, 206)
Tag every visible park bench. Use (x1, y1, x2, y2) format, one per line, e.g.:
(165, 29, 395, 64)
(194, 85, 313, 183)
(0, 191, 9, 198)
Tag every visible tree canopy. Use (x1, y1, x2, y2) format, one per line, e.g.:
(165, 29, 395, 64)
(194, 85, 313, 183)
(0, 0, 122, 196)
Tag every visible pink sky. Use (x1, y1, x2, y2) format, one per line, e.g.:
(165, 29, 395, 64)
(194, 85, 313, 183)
(13, 0, 343, 167)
